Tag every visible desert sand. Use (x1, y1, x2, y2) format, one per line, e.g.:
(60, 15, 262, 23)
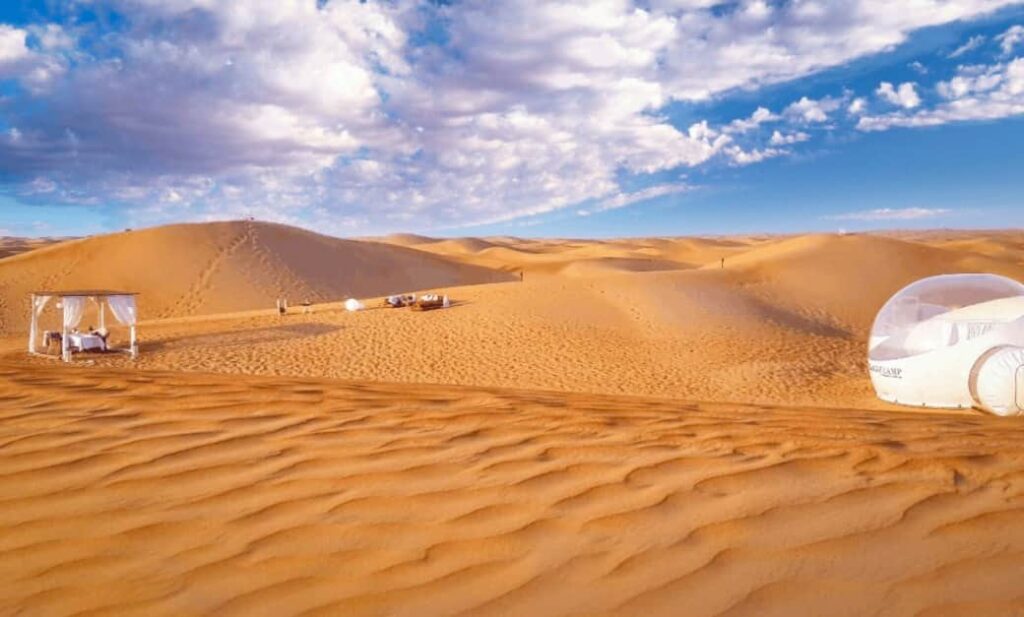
(1, 222, 1023, 615)
(0, 235, 68, 260)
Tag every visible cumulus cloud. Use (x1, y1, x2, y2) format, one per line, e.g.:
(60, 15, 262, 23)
(858, 58, 1024, 131)
(848, 97, 868, 115)
(725, 145, 786, 166)
(659, 0, 1022, 100)
(785, 96, 842, 123)
(0, 0, 1021, 232)
(0, 23, 66, 89)
(725, 106, 779, 133)
(876, 81, 922, 109)
(0, 25, 31, 67)
(826, 207, 952, 221)
(769, 130, 810, 146)
(997, 24, 1024, 54)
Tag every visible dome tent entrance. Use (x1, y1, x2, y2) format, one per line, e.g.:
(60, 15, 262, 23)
(869, 274, 1024, 416)
(28, 290, 139, 362)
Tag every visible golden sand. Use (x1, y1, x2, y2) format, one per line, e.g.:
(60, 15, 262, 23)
(1, 223, 1024, 615)
(1, 363, 1023, 616)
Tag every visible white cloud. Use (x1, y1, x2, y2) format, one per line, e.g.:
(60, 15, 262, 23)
(909, 60, 928, 75)
(660, 0, 1022, 100)
(769, 130, 810, 146)
(949, 34, 987, 58)
(848, 97, 868, 115)
(0, 0, 1022, 232)
(725, 106, 778, 133)
(0, 23, 66, 88)
(859, 58, 1024, 131)
(826, 207, 951, 221)
(725, 145, 786, 165)
(997, 24, 1024, 55)
(785, 96, 841, 123)
(876, 81, 921, 109)
(0, 25, 30, 66)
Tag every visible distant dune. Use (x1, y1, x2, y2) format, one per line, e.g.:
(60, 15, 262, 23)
(0, 236, 69, 260)
(5, 226, 1023, 406)
(720, 232, 1024, 330)
(377, 235, 763, 276)
(0, 221, 512, 333)
(378, 232, 437, 246)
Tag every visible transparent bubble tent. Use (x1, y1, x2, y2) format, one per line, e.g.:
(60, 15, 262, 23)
(869, 274, 1024, 416)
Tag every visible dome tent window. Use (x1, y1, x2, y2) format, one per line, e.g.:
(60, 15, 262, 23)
(869, 274, 1024, 416)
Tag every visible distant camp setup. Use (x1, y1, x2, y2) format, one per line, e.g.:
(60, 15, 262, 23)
(869, 274, 1024, 416)
(28, 290, 139, 362)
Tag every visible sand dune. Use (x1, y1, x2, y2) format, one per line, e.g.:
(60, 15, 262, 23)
(424, 238, 500, 254)
(0, 221, 512, 334)
(0, 235, 69, 260)
(378, 232, 437, 246)
(712, 233, 1024, 331)
(557, 257, 692, 277)
(2, 226, 1024, 616)
(381, 234, 764, 277)
(6, 228, 1018, 409)
(0, 362, 1022, 616)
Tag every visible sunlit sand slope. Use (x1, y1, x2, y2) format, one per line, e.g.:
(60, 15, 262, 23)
(6, 231, 1019, 409)
(0, 221, 512, 333)
(0, 363, 1022, 616)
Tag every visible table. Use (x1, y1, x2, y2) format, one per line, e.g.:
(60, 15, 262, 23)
(68, 333, 105, 352)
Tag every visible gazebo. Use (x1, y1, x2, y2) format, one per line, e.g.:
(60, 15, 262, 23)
(28, 290, 139, 362)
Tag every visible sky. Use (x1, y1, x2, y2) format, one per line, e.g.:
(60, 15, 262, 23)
(0, 0, 1023, 239)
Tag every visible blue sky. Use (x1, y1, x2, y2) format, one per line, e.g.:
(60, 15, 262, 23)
(0, 1, 1023, 239)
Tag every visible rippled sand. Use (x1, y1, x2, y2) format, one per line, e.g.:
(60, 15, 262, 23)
(2, 363, 1023, 616)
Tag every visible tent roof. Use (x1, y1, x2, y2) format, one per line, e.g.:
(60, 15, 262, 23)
(31, 290, 138, 297)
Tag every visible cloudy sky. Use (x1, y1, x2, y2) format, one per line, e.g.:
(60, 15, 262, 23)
(1, 0, 1023, 238)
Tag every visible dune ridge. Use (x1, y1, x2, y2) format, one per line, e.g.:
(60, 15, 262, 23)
(0, 236, 70, 260)
(0, 221, 513, 334)
(6, 228, 1022, 409)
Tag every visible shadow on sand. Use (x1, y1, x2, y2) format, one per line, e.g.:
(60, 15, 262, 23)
(144, 322, 342, 352)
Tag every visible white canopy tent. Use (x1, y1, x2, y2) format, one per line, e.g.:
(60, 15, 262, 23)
(869, 274, 1024, 416)
(28, 290, 139, 362)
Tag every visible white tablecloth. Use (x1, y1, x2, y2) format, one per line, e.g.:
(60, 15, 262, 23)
(68, 333, 105, 351)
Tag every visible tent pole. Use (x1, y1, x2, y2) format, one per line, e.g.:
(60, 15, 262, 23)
(130, 325, 137, 359)
(28, 294, 36, 354)
(99, 301, 105, 330)
(61, 320, 69, 362)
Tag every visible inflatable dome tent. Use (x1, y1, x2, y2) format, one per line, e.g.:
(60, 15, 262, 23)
(869, 274, 1024, 416)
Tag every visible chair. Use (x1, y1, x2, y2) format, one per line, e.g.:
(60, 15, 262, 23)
(43, 331, 62, 355)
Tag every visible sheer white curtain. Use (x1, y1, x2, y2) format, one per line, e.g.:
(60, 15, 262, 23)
(62, 297, 86, 330)
(34, 295, 52, 316)
(107, 295, 137, 325)
(28, 295, 52, 353)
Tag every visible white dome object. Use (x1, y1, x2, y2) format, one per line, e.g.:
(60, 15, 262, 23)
(870, 274, 1024, 360)
(970, 346, 1024, 416)
(869, 274, 1024, 412)
(345, 298, 365, 312)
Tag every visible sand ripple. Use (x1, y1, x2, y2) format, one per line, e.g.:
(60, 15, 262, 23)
(1, 363, 1023, 616)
